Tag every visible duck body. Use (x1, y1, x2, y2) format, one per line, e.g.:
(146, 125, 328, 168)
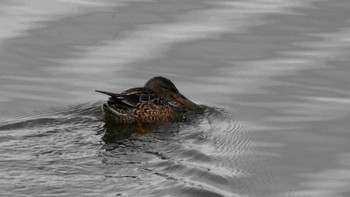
(96, 76, 199, 125)
(97, 87, 175, 124)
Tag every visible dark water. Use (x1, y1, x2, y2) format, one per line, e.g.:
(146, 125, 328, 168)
(1, 0, 350, 196)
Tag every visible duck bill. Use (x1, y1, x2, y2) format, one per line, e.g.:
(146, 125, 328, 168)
(172, 93, 198, 111)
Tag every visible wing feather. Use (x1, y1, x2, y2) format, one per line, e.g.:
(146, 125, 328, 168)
(95, 88, 160, 108)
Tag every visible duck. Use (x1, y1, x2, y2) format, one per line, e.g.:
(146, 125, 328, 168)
(96, 76, 199, 130)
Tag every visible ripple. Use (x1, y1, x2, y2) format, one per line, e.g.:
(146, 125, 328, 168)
(0, 103, 106, 196)
(97, 106, 254, 196)
(0, 0, 119, 42)
(0, 103, 254, 196)
(52, 0, 308, 76)
(199, 107, 255, 170)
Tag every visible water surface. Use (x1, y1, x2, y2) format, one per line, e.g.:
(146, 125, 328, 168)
(1, 0, 350, 196)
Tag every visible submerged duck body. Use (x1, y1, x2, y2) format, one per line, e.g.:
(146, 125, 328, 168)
(96, 76, 199, 125)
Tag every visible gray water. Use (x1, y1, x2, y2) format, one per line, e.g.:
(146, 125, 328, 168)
(1, 0, 350, 196)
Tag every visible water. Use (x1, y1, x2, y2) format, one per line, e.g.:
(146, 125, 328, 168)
(1, 0, 350, 196)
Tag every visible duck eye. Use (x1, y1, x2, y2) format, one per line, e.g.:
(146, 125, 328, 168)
(162, 86, 170, 90)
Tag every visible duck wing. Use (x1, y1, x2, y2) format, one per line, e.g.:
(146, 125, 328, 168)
(96, 87, 161, 108)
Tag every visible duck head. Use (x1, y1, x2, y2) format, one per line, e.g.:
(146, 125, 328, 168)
(144, 76, 199, 111)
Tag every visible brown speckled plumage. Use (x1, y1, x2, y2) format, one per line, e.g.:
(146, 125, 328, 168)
(96, 76, 199, 125)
